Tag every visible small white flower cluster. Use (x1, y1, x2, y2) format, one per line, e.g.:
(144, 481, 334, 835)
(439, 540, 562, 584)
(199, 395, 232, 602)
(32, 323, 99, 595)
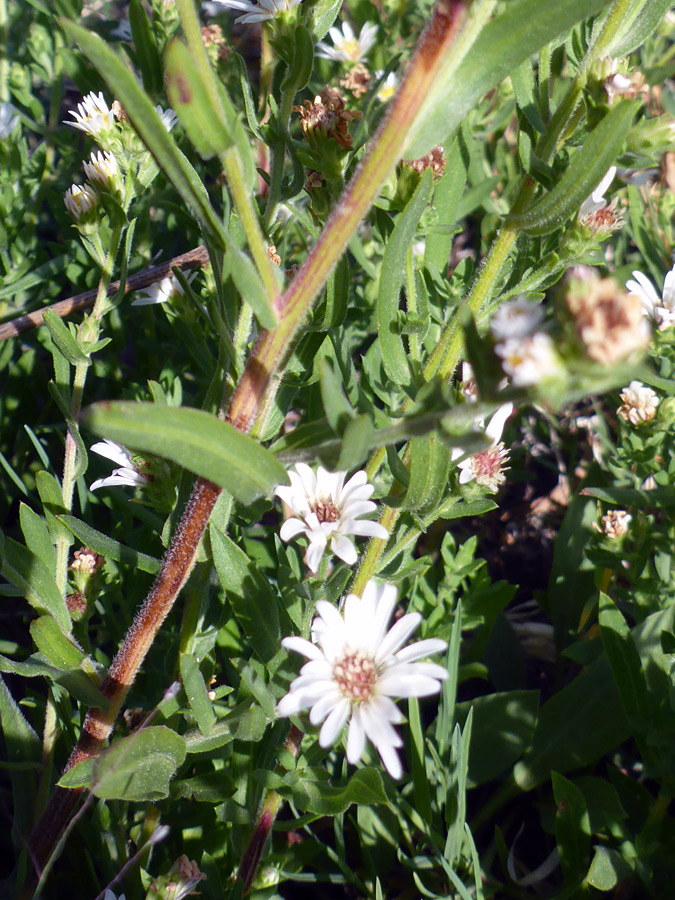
(617, 380, 659, 426)
(599, 509, 632, 539)
(210, 0, 302, 23)
(491, 296, 563, 386)
(627, 262, 675, 332)
(274, 463, 388, 573)
(0, 101, 19, 139)
(316, 22, 378, 64)
(132, 271, 196, 307)
(451, 400, 513, 493)
(278, 579, 447, 778)
(89, 440, 151, 492)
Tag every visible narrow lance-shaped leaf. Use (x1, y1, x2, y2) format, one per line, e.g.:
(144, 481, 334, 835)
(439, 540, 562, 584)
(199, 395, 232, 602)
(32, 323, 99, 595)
(598, 592, 651, 727)
(82, 402, 287, 505)
(377, 170, 432, 389)
(506, 100, 638, 235)
(61, 21, 228, 250)
(405, 0, 615, 158)
(165, 38, 234, 160)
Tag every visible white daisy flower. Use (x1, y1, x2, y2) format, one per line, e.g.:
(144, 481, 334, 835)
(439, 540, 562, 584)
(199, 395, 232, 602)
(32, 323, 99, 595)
(131, 272, 193, 306)
(495, 332, 564, 386)
(65, 91, 117, 136)
(490, 297, 545, 342)
(617, 380, 659, 426)
(578, 166, 616, 219)
(274, 464, 389, 574)
(0, 102, 19, 138)
(64, 183, 97, 220)
(209, 0, 302, 23)
(316, 22, 378, 64)
(376, 71, 398, 103)
(277, 580, 448, 778)
(89, 440, 151, 491)
(626, 262, 675, 331)
(155, 105, 178, 132)
(451, 403, 512, 492)
(82, 150, 119, 190)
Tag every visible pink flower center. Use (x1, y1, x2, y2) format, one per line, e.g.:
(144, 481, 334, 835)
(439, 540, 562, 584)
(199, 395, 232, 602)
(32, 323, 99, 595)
(333, 651, 378, 701)
(311, 496, 340, 523)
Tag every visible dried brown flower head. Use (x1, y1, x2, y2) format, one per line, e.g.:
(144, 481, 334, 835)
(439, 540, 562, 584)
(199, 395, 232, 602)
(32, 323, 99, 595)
(70, 547, 105, 574)
(340, 64, 372, 98)
(566, 276, 650, 363)
(267, 244, 281, 266)
(293, 88, 363, 150)
(404, 145, 446, 179)
(201, 23, 224, 46)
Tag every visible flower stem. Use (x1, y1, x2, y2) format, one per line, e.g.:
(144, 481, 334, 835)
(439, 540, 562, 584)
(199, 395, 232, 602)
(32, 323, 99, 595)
(262, 83, 296, 231)
(54, 226, 122, 596)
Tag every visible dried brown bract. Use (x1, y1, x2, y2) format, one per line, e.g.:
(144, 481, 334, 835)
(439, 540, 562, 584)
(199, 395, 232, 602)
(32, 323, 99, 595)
(404, 144, 446, 179)
(293, 88, 363, 150)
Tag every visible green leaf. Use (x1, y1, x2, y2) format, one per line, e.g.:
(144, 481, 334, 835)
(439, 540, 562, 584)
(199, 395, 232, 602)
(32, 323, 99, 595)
(455, 690, 539, 786)
(581, 484, 675, 507)
(424, 127, 470, 272)
(0, 654, 107, 708)
(507, 100, 637, 235)
(129, 0, 163, 96)
(19, 503, 55, 572)
(36, 470, 69, 545)
(406, 0, 615, 158)
(377, 171, 432, 388)
(309, 0, 342, 41)
(165, 38, 234, 159)
(270, 767, 388, 815)
(82, 402, 287, 505)
(222, 232, 277, 329)
(210, 526, 281, 666)
(598, 592, 650, 727)
(180, 653, 216, 736)
(59, 726, 186, 801)
(586, 845, 632, 891)
(30, 616, 84, 669)
(1, 537, 70, 631)
(404, 433, 452, 515)
(60, 515, 161, 574)
(607, 0, 672, 56)
(319, 254, 349, 330)
(552, 771, 591, 882)
(62, 21, 228, 249)
(0, 675, 41, 841)
(280, 24, 314, 94)
(319, 357, 355, 434)
(337, 415, 374, 472)
(43, 309, 90, 365)
(184, 703, 268, 752)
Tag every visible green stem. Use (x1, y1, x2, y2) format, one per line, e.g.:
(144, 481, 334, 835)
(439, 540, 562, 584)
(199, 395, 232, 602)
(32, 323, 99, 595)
(262, 84, 295, 231)
(175, 0, 279, 301)
(55, 227, 122, 595)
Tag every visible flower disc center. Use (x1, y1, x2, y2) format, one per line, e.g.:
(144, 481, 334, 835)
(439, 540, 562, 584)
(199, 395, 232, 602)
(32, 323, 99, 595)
(311, 496, 340, 523)
(333, 651, 378, 701)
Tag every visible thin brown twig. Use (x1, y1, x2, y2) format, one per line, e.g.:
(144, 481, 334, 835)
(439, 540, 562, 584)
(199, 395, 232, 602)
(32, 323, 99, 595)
(0, 245, 210, 342)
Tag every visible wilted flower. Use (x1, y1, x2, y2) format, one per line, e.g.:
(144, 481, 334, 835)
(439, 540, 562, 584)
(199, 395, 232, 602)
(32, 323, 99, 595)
(577, 166, 623, 236)
(65, 91, 117, 136)
(293, 88, 362, 150)
(599, 509, 632, 539)
(626, 262, 675, 331)
(274, 464, 388, 573)
(451, 403, 512, 492)
(89, 440, 151, 491)
(277, 580, 448, 778)
(617, 381, 659, 425)
(316, 21, 378, 64)
(209, 0, 302, 23)
(132, 272, 193, 306)
(404, 145, 446, 179)
(70, 548, 105, 574)
(566, 277, 650, 363)
(376, 71, 398, 103)
(490, 297, 545, 342)
(64, 184, 97, 221)
(495, 332, 564, 385)
(0, 102, 18, 138)
(340, 64, 372, 98)
(82, 150, 119, 190)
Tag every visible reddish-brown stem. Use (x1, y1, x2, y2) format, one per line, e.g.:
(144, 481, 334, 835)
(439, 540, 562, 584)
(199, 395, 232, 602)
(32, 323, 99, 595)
(0, 245, 209, 341)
